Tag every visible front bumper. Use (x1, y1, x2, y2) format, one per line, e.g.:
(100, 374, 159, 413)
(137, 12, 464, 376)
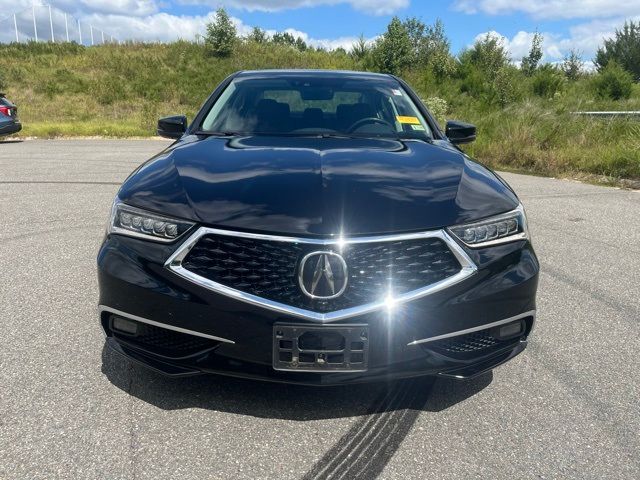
(97, 233, 538, 385)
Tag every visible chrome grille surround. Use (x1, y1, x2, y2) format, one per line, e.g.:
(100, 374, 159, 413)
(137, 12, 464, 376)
(165, 227, 478, 323)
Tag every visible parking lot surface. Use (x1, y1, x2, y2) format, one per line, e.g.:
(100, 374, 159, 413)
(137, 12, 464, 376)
(1, 139, 638, 479)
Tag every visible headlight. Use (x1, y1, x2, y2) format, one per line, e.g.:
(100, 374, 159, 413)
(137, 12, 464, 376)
(448, 204, 529, 248)
(108, 198, 195, 242)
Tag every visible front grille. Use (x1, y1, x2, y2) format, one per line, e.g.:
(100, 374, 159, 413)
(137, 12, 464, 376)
(109, 317, 218, 358)
(181, 234, 462, 313)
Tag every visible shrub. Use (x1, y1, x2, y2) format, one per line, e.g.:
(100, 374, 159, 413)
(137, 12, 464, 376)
(459, 64, 521, 107)
(94, 76, 125, 105)
(423, 96, 448, 125)
(532, 65, 566, 98)
(592, 61, 633, 100)
(458, 64, 485, 98)
(0, 70, 6, 91)
(493, 66, 521, 107)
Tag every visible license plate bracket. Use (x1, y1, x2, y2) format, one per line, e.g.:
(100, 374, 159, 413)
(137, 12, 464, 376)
(273, 324, 369, 372)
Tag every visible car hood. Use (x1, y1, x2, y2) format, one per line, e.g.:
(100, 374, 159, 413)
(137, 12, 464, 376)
(118, 135, 518, 236)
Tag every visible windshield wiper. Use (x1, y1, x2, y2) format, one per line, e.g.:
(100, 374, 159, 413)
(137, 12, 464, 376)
(317, 133, 360, 139)
(194, 130, 242, 137)
(320, 132, 432, 143)
(397, 134, 433, 144)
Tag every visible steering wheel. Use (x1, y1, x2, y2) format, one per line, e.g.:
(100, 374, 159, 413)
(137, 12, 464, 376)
(347, 117, 394, 133)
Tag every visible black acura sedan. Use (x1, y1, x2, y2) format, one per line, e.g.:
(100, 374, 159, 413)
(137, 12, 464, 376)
(98, 70, 538, 385)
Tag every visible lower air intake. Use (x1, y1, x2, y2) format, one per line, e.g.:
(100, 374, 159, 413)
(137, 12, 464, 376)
(108, 316, 219, 358)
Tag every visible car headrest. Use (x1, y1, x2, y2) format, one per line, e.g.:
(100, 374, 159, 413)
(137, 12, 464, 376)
(257, 99, 290, 119)
(336, 104, 352, 120)
(257, 99, 280, 118)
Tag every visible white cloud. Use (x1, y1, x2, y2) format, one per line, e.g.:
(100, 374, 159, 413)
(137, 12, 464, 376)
(181, 0, 409, 16)
(273, 28, 373, 50)
(473, 14, 640, 64)
(0, 0, 378, 46)
(454, 0, 640, 20)
(74, 1, 159, 17)
(82, 12, 217, 42)
(82, 13, 370, 46)
(0, 0, 160, 17)
(471, 30, 559, 61)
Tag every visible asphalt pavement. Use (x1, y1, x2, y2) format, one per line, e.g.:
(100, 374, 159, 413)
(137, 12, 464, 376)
(0, 139, 638, 480)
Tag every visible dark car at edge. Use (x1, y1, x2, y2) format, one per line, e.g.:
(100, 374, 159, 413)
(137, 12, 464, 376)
(0, 93, 21, 138)
(97, 70, 539, 385)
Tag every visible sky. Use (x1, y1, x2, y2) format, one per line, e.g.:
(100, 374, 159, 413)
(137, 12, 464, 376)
(1, 0, 640, 65)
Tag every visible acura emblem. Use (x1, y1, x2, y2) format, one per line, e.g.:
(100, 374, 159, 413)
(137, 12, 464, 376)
(298, 251, 348, 300)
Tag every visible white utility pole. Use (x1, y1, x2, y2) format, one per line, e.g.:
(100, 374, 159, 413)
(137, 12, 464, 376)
(101, 29, 104, 44)
(48, 4, 54, 42)
(14, 14, 19, 43)
(32, 3, 38, 42)
(90, 25, 94, 45)
(78, 19, 82, 44)
(64, 13, 69, 42)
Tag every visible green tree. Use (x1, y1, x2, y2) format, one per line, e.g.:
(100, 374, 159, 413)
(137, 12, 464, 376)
(205, 7, 237, 57)
(521, 31, 543, 76)
(592, 60, 634, 100)
(460, 33, 510, 76)
(561, 49, 584, 81)
(350, 34, 370, 61)
(272, 32, 293, 46)
(403, 18, 455, 78)
(595, 20, 640, 81)
(403, 17, 426, 61)
(272, 32, 308, 51)
(371, 16, 413, 74)
(294, 37, 308, 51)
(247, 26, 268, 44)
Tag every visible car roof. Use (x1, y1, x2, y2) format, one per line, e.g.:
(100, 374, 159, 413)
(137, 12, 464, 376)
(234, 69, 395, 81)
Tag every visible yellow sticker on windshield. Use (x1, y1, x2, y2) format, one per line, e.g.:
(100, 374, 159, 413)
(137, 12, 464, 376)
(396, 116, 421, 125)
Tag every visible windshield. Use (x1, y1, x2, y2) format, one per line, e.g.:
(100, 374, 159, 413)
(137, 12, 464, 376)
(200, 74, 433, 139)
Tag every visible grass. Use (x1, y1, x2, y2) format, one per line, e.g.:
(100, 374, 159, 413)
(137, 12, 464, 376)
(1, 41, 639, 184)
(462, 103, 640, 180)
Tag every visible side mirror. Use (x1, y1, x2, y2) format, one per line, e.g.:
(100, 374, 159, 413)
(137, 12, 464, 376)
(445, 120, 476, 144)
(157, 115, 187, 139)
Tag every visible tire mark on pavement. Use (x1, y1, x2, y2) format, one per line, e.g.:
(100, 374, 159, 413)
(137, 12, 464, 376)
(528, 341, 640, 456)
(541, 264, 640, 318)
(0, 225, 103, 243)
(303, 378, 434, 480)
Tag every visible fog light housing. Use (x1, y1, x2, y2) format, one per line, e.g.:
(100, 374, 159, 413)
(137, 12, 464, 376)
(492, 320, 524, 340)
(112, 316, 138, 336)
